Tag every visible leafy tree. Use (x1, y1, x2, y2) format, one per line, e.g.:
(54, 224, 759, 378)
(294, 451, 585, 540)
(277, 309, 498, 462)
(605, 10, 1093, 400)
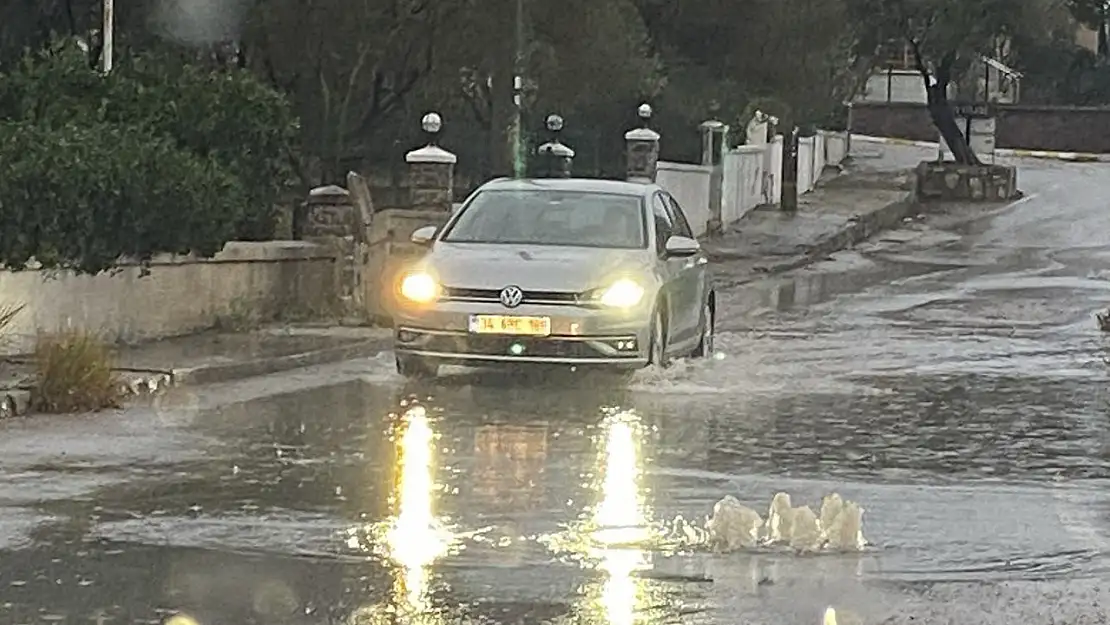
(1067, 0, 1110, 55)
(0, 38, 297, 240)
(114, 56, 299, 239)
(634, 0, 862, 208)
(238, 0, 465, 185)
(1009, 0, 1106, 104)
(434, 0, 662, 177)
(846, 0, 1037, 164)
(0, 121, 245, 275)
(0, 37, 297, 273)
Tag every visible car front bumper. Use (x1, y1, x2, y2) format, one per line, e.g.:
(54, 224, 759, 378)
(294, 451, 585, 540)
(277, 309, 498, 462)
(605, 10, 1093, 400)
(393, 300, 653, 368)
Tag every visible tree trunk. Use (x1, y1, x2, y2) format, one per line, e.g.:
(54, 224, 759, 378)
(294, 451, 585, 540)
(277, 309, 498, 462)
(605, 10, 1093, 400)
(927, 82, 979, 165)
(909, 43, 979, 167)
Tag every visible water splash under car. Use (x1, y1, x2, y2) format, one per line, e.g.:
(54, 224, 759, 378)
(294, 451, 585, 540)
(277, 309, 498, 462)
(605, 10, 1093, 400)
(390, 178, 716, 378)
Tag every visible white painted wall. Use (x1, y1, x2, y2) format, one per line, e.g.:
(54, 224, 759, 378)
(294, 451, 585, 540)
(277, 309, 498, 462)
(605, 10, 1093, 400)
(0, 242, 339, 356)
(656, 161, 713, 236)
(657, 129, 848, 236)
(797, 136, 815, 194)
(721, 145, 765, 224)
(769, 136, 784, 205)
(823, 130, 848, 166)
(813, 132, 827, 182)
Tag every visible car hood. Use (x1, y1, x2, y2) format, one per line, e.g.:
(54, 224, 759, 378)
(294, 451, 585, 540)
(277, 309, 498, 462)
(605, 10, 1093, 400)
(424, 243, 653, 291)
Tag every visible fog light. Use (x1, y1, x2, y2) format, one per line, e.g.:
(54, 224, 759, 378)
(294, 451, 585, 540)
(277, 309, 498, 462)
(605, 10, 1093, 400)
(614, 339, 637, 351)
(509, 343, 525, 355)
(397, 330, 417, 342)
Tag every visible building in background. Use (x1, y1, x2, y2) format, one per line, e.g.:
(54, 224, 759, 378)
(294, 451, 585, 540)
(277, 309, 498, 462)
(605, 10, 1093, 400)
(856, 40, 1021, 104)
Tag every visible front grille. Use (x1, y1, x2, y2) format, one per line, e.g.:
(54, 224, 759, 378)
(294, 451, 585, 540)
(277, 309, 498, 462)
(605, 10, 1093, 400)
(442, 287, 579, 305)
(422, 334, 634, 359)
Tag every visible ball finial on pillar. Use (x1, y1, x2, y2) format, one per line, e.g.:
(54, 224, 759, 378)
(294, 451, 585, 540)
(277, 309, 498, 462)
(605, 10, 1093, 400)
(420, 112, 443, 145)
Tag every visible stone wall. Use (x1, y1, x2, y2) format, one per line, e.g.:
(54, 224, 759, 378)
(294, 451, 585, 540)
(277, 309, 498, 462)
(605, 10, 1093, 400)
(850, 101, 1110, 153)
(0, 242, 339, 356)
(915, 162, 1019, 202)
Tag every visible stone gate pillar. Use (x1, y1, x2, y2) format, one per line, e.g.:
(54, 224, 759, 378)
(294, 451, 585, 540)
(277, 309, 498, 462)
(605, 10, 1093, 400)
(364, 112, 459, 321)
(302, 184, 357, 313)
(626, 103, 661, 182)
(700, 119, 728, 234)
(407, 112, 456, 212)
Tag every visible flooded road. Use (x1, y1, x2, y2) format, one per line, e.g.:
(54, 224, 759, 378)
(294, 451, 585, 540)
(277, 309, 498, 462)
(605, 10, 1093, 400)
(3, 148, 1110, 624)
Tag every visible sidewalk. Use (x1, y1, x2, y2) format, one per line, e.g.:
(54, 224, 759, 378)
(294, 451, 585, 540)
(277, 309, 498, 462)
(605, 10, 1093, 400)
(0, 325, 393, 418)
(702, 168, 917, 281)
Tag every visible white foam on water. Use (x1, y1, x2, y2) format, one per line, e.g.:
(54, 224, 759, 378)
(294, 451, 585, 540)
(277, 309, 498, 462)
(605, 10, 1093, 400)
(627, 356, 734, 395)
(706, 492, 868, 554)
(625, 345, 889, 398)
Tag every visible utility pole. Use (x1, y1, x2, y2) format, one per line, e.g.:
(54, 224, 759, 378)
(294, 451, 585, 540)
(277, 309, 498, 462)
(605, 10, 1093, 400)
(781, 125, 798, 212)
(511, 0, 526, 178)
(101, 0, 114, 73)
(488, 0, 527, 178)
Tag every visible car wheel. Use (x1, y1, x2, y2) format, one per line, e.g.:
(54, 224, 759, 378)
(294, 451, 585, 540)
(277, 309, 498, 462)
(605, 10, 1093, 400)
(395, 354, 439, 379)
(648, 306, 670, 368)
(693, 298, 715, 358)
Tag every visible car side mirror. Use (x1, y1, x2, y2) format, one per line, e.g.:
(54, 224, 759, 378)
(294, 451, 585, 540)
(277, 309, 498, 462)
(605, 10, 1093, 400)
(410, 225, 438, 245)
(664, 235, 700, 257)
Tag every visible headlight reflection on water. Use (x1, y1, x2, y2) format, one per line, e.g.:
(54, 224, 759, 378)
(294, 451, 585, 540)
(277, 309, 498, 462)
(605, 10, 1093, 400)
(385, 405, 451, 611)
(594, 411, 652, 625)
(534, 409, 654, 625)
(346, 404, 454, 622)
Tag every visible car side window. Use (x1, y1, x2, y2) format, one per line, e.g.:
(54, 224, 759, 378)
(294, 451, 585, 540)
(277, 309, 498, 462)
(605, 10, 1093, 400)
(664, 194, 695, 239)
(651, 193, 674, 254)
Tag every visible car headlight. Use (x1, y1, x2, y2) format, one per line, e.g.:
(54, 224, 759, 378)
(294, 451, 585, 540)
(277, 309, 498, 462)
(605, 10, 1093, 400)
(399, 272, 438, 303)
(599, 279, 645, 308)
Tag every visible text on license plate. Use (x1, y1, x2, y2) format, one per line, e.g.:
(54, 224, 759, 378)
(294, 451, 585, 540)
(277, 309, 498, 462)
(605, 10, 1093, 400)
(469, 315, 551, 336)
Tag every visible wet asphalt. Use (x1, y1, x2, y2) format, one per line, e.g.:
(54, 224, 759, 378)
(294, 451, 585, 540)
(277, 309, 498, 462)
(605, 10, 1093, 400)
(2, 146, 1110, 624)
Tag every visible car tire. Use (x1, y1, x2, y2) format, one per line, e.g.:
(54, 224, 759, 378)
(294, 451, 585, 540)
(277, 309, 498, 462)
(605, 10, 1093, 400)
(395, 354, 439, 379)
(648, 306, 670, 368)
(693, 298, 715, 358)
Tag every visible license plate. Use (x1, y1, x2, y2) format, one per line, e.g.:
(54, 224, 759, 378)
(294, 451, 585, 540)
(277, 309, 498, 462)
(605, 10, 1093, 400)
(469, 315, 551, 336)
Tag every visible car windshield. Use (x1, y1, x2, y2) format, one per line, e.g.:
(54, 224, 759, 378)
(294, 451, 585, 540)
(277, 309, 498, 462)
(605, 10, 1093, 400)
(442, 189, 647, 249)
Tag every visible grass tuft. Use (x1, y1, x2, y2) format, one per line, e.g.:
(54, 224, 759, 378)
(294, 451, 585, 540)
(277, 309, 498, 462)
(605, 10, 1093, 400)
(0, 303, 24, 336)
(31, 329, 122, 413)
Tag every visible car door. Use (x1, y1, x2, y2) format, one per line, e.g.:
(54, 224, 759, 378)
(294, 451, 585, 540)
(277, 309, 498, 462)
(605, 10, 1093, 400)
(650, 193, 685, 345)
(663, 192, 709, 345)
(650, 192, 693, 347)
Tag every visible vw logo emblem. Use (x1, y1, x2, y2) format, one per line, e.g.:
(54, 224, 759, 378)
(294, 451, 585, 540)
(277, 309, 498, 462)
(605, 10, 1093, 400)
(499, 285, 524, 308)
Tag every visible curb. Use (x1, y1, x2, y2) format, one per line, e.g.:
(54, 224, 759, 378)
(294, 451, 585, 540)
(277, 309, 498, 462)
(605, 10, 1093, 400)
(169, 338, 390, 386)
(705, 197, 918, 271)
(995, 148, 1105, 162)
(852, 134, 1110, 163)
(804, 199, 918, 262)
(853, 134, 938, 149)
(0, 338, 390, 418)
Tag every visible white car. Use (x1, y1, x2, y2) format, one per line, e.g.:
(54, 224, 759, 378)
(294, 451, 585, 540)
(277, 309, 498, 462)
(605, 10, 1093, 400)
(391, 177, 715, 378)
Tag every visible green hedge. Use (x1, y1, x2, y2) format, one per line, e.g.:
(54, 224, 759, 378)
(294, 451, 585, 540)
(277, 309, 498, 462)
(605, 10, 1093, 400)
(0, 38, 297, 273)
(0, 121, 245, 275)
